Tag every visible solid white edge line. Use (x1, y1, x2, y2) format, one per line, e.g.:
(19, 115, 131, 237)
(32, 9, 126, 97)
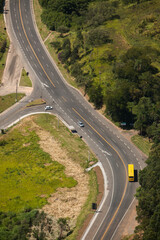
(4, 112, 49, 129)
(81, 161, 110, 240)
(81, 157, 114, 240)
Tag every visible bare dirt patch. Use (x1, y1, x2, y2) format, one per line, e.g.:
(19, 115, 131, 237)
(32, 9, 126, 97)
(35, 124, 89, 225)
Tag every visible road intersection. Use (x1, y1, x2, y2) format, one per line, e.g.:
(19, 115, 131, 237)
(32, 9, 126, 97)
(0, 0, 147, 239)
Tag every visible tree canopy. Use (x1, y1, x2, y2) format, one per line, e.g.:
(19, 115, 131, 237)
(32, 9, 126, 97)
(134, 144, 160, 240)
(105, 47, 160, 133)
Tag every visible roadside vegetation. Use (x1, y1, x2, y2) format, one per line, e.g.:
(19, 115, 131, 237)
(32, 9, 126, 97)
(131, 135, 152, 157)
(0, 93, 25, 113)
(19, 69, 32, 87)
(0, 114, 98, 239)
(0, 0, 9, 83)
(26, 98, 46, 107)
(35, 0, 160, 239)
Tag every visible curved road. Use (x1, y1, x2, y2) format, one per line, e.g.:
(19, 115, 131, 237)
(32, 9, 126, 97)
(1, 0, 146, 239)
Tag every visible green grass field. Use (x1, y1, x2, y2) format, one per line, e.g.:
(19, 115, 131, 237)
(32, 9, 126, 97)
(0, 93, 25, 113)
(0, 118, 77, 212)
(131, 135, 153, 156)
(19, 69, 32, 87)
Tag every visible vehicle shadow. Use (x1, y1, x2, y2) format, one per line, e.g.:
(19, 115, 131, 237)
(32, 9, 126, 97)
(134, 169, 138, 182)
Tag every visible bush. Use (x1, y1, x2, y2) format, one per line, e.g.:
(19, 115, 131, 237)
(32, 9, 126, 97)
(50, 41, 61, 52)
(86, 27, 110, 47)
(86, 2, 116, 27)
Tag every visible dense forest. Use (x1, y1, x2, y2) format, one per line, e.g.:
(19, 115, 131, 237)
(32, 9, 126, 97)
(39, 0, 160, 239)
(39, 0, 160, 137)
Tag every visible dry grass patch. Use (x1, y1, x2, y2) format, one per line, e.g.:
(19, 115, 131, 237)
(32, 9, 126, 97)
(37, 129, 89, 224)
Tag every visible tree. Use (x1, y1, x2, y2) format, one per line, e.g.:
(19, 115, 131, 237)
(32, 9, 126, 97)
(0, 0, 4, 13)
(59, 38, 71, 63)
(86, 27, 110, 47)
(105, 81, 132, 123)
(50, 41, 61, 53)
(70, 45, 79, 64)
(57, 218, 70, 240)
(56, 26, 69, 36)
(89, 83, 103, 109)
(86, 2, 116, 27)
(133, 97, 154, 135)
(134, 144, 160, 240)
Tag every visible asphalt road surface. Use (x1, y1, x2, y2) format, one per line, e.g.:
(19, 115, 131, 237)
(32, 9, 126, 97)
(0, 0, 146, 239)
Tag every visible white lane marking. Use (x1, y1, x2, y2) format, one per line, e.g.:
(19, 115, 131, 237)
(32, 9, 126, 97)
(98, 140, 104, 146)
(26, 47, 28, 52)
(102, 150, 111, 156)
(43, 83, 49, 88)
(123, 150, 126, 154)
(88, 158, 114, 240)
(116, 163, 119, 168)
(56, 80, 59, 85)
(30, 56, 32, 60)
(111, 198, 136, 240)
(112, 138, 116, 143)
(88, 129, 92, 135)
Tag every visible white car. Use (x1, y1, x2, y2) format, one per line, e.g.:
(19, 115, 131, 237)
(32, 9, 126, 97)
(45, 106, 53, 110)
(78, 121, 84, 127)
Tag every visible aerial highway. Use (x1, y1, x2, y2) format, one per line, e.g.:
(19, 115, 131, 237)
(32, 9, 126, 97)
(0, 0, 146, 239)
